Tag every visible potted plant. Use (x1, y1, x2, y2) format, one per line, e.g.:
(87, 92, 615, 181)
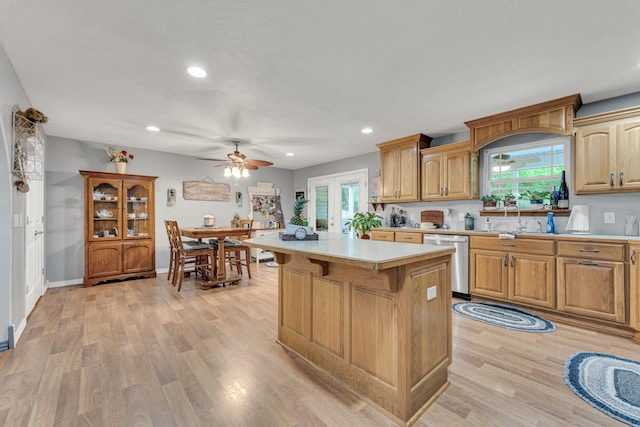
(481, 194, 501, 210)
(520, 190, 550, 209)
(501, 192, 517, 209)
(345, 211, 383, 239)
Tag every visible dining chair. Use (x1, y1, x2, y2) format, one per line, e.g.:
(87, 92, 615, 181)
(169, 220, 217, 291)
(211, 219, 253, 279)
(164, 220, 178, 283)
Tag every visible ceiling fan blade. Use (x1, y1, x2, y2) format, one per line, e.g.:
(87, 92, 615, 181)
(244, 164, 259, 170)
(245, 159, 273, 167)
(196, 157, 227, 162)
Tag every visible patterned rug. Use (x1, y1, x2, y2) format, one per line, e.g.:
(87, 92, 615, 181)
(565, 352, 640, 426)
(452, 301, 556, 332)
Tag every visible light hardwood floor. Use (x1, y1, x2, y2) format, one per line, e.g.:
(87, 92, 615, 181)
(0, 265, 637, 426)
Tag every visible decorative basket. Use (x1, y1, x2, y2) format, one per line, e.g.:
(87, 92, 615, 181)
(279, 232, 319, 241)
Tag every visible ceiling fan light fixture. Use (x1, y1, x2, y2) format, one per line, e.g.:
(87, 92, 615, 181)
(224, 166, 232, 177)
(492, 165, 511, 172)
(232, 165, 241, 177)
(242, 167, 250, 177)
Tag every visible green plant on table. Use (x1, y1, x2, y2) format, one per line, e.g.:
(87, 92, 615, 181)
(345, 211, 383, 237)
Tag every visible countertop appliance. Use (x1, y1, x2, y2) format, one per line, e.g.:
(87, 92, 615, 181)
(423, 233, 469, 299)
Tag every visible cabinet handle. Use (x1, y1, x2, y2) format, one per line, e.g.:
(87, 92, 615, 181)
(501, 243, 516, 247)
(510, 255, 515, 268)
(440, 187, 444, 196)
(620, 171, 624, 187)
(632, 249, 637, 266)
(610, 173, 615, 187)
(578, 249, 600, 253)
(503, 254, 508, 267)
(445, 186, 449, 196)
(578, 260, 598, 265)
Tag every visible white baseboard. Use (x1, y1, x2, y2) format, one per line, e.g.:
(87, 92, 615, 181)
(46, 269, 169, 289)
(46, 278, 84, 288)
(13, 317, 27, 347)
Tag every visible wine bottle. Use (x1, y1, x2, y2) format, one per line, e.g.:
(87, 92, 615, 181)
(551, 185, 558, 210)
(558, 171, 569, 209)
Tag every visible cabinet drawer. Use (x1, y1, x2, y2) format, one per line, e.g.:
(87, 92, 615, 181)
(395, 232, 423, 244)
(371, 230, 395, 242)
(470, 236, 554, 255)
(557, 241, 625, 261)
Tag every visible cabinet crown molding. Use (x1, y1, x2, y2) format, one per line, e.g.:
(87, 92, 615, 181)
(573, 105, 640, 127)
(465, 94, 582, 151)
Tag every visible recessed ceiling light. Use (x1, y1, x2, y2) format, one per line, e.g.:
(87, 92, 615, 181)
(361, 127, 373, 134)
(187, 66, 207, 78)
(286, 152, 294, 157)
(146, 125, 160, 132)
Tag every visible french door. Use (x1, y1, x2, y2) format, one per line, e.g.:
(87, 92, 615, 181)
(308, 169, 368, 235)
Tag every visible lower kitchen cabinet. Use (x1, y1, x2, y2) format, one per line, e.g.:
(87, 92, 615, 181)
(630, 245, 640, 342)
(470, 236, 555, 309)
(370, 229, 423, 244)
(556, 241, 626, 323)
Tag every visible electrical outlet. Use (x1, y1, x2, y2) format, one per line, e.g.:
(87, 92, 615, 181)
(427, 286, 437, 301)
(604, 212, 615, 224)
(458, 213, 465, 221)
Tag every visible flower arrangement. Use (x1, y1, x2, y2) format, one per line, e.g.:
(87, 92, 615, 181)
(105, 147, 134, 163)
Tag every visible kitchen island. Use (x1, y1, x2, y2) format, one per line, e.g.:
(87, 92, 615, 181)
(244, 233, 454, 425)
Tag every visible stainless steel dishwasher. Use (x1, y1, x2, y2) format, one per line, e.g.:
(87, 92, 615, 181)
(423, 234, 469, 299)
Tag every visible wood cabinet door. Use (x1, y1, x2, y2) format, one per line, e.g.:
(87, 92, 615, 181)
(574, 123, 616, 193)
(616, 121, 640, 191)
(421, 153, 443, 200)
(380, 148, 398, 201)
(470, 249, 507, 299)
(87, 242, 122, 278)
(443, 150, 471, 199)
(396, 142, 420, 201)
(630, 246, 640, 339)
(123, 240, 155, 273)
(508, 253, 555, 309)
(557, 257, 625, 323)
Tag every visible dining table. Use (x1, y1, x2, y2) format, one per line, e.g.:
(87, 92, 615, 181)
(181, 226, 253, 288)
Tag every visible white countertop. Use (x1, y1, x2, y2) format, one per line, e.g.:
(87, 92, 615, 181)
(244, 232, 455, 270)
(378, 227, 640, 242)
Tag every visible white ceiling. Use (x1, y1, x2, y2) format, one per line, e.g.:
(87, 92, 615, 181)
(1, 1, 640, 169)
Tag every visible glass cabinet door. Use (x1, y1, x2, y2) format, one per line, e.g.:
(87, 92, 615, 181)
(124, 181, 152, 238)
(89, 177, 122, 241)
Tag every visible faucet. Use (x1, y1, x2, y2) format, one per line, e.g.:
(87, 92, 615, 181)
(537, 220, 543, 233)
(515, 206, 527, 233)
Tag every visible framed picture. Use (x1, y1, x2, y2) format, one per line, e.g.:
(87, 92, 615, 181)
(294, 189, 306, 200)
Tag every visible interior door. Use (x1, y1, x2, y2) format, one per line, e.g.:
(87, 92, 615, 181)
(308, 169, 368, 235)
(25, 179, 45, 316)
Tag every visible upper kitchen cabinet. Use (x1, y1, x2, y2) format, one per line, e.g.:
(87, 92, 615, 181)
(574, 106, 640, 194)
(420, 140, 479, 201)
(465, 94, 582, 151)
(377, 133, 432, 202)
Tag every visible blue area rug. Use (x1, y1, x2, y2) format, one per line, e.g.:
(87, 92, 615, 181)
(565, 352, 640, 426)
(452, 301, 556, 332)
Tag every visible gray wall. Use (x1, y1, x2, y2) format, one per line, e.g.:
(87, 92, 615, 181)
(294, 93, 640, 236)
(0, 44, 32, 343)
(45, 136, 294, 283)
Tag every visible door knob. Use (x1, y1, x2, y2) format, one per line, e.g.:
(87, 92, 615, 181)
(34, 230, 44, 236)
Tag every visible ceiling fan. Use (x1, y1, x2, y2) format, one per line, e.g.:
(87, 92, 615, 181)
(491, 153, 540, 171)
(197, 141, 273, 177)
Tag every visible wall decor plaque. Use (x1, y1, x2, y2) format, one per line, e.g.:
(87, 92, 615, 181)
(183, 180, 230, 201)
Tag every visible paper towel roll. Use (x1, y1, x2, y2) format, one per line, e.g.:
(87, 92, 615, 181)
(566, 205, 590, 234)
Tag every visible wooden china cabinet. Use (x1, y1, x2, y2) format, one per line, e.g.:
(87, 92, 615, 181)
(81, 170, 157, 287)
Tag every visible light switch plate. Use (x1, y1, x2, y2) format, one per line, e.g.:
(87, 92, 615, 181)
(604, 212, 615, 224)
(427, 286, 437, 301)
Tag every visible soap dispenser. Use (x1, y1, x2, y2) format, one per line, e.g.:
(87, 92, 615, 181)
(464, 213, 474, 230)
(484, 217, 491, 231)
(546, 212, 555, 234)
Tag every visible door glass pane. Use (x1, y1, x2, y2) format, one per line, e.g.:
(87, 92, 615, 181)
(341, 181, 359, 235)
(315, 186, 329, 232)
